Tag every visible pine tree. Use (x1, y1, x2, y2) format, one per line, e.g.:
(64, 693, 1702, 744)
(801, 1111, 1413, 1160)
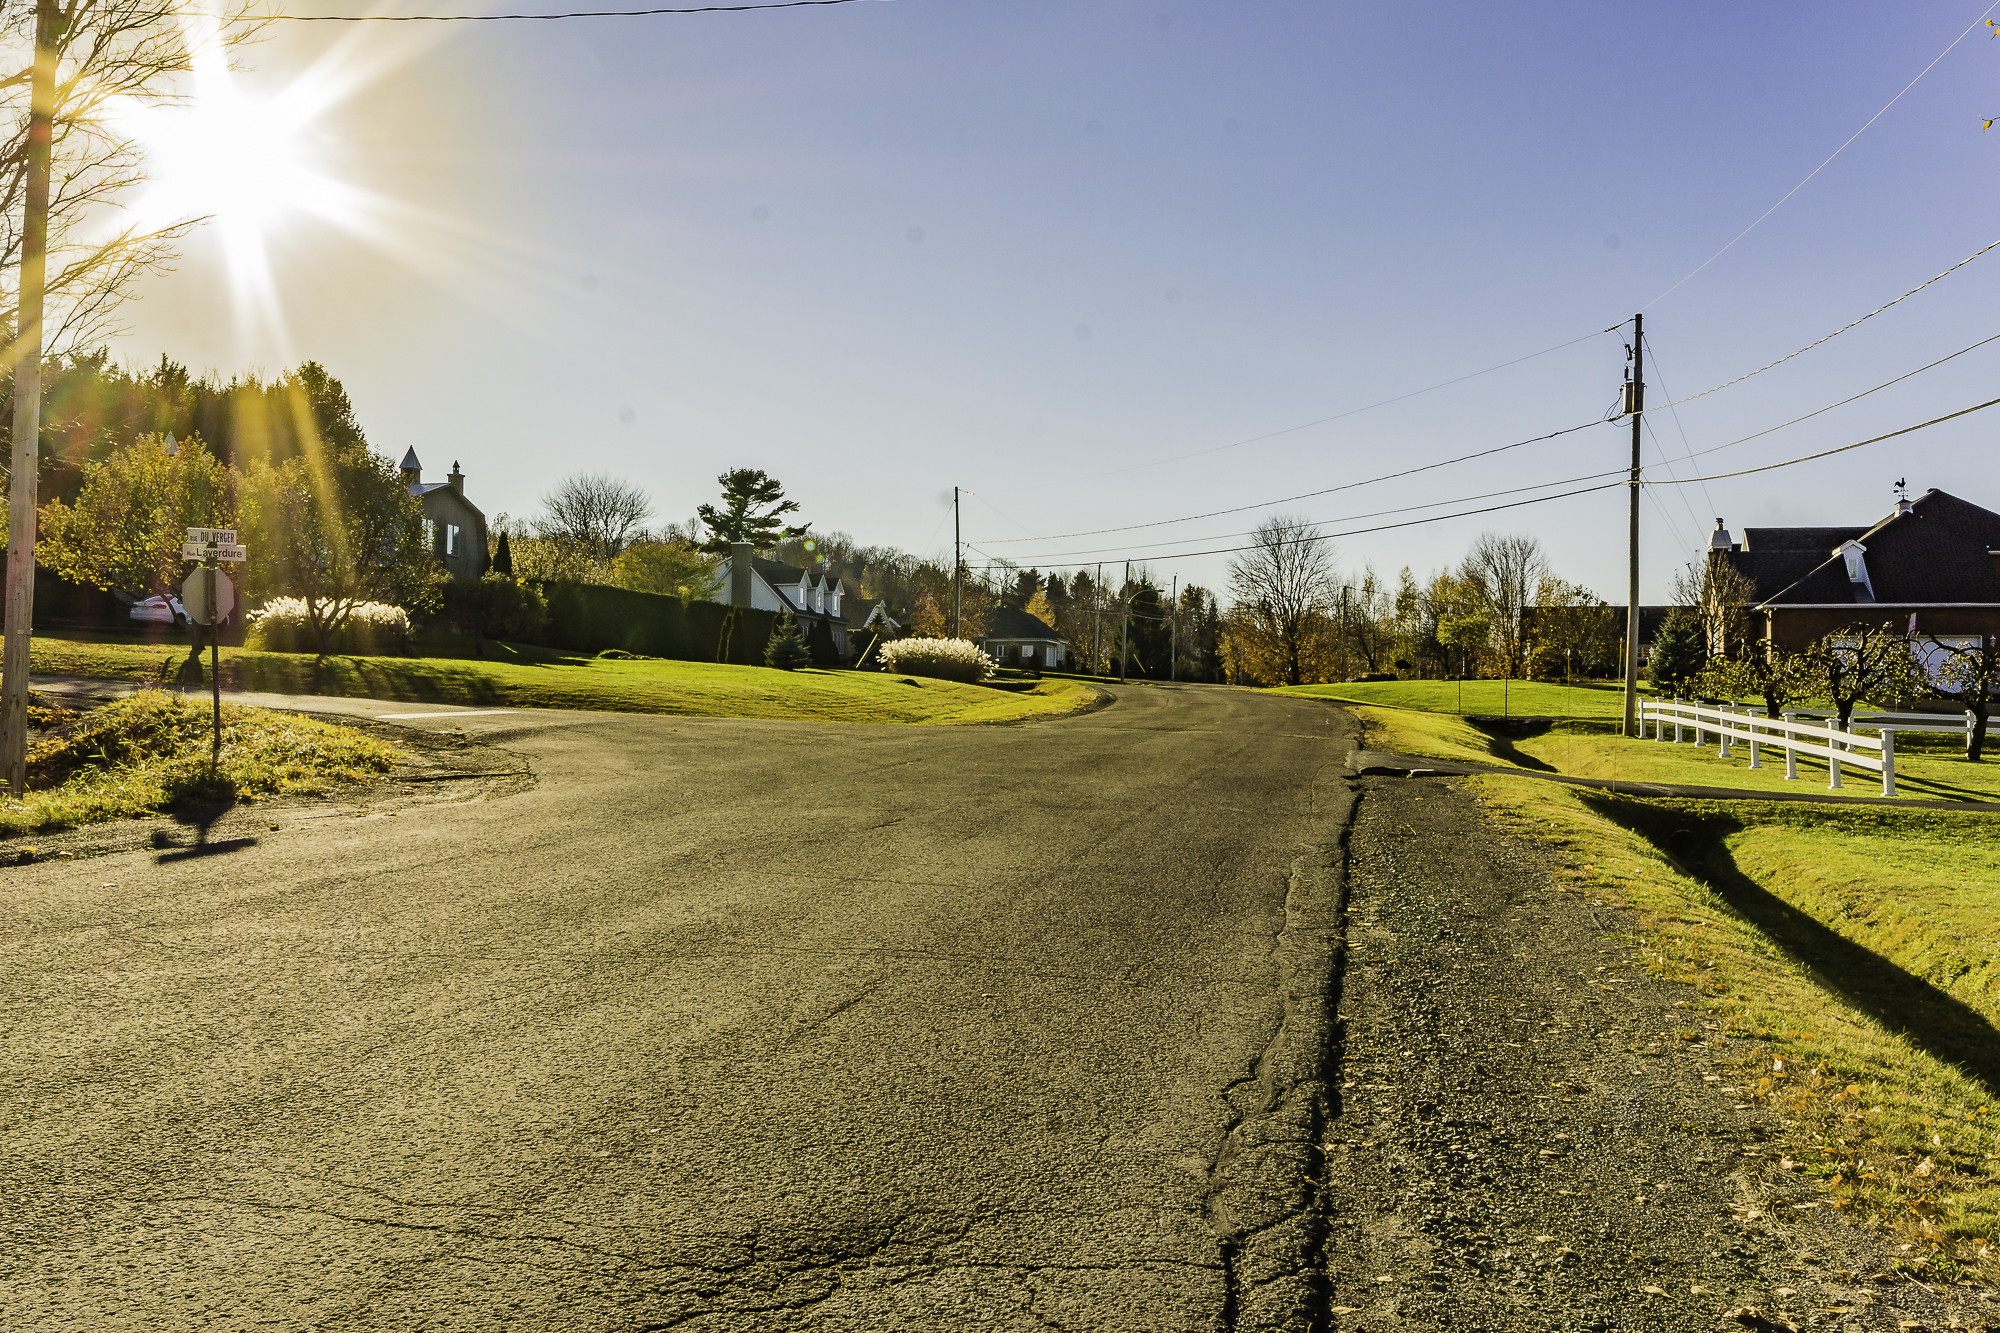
(1647, 608, 1706, 694)
(494, 531, 514, 577)
(765, 612, 812, 670)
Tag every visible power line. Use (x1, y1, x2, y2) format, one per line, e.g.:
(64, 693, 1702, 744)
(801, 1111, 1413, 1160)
(1638, 332, 1719, 521)
(1098, 329, 1615, 475)
(1643, 0, 2000, 310)
(1642, 234, 2000, 412)
(972, 395, 2000, 568)
(979, 415, 1609, 545)
(1646, 327, 2000, 468)
(1647, 395, 2000, 485)
(272, 0, 891, 18)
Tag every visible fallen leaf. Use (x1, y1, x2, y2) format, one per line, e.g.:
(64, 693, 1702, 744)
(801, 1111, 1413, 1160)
(1329, 1309, 1360, 1316)
(1915, 1157, 1934, 1177)
(1640, 1284, 1666, 1295)
(1533, 1235, 1555, 1244)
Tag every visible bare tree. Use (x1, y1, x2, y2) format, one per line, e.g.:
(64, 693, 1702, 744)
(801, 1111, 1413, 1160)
(1226, 513, 1336, 686)
(537, 472, 651, 563)
(1670, 556, 1758, 659)
(1458, 532, 1549, 679)
(0, 3, 263, 356)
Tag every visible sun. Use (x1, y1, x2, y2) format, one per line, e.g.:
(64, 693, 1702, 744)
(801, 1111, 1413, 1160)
(113, 30, 372, 350)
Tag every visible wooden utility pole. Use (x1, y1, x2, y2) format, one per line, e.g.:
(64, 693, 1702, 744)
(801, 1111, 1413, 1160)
(1118, 560, 1130, 684)
(952, 485, 961, 639)
(1093, 562, 1102, 676)
(1622, 313, 1644, 739)
(1, 0, 57, 797)
(1169, 574, 1177, 683)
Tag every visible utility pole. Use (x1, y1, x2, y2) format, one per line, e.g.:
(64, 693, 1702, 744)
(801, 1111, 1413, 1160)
(952, 485, 962, 639)
(1093, 562, 1103, 676)
(1169, 574, 1177, 683)
(1, 0, 57, 797)
(1622, 313, 1644, 739)
(1119, 561, 1130, 683)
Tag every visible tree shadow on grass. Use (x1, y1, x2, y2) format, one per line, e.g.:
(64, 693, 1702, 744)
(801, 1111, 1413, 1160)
(153, 797, 257, 863)
(1467, 717, 1559, 773)
(1578, 792, 2000, 1097)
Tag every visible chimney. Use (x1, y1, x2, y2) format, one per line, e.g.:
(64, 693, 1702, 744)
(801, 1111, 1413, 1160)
(1709, 518, 1733, 552)
(730, 542, 754, 607)
(449, 460, 465, 493)
(1896, 497, 1916, 517)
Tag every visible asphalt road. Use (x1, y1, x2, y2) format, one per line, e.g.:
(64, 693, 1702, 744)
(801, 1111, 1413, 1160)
(4, 683, 1357, 1332)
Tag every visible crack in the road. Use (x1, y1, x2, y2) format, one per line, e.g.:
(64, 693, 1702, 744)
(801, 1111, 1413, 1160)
(1200, 765, 1358, 1330)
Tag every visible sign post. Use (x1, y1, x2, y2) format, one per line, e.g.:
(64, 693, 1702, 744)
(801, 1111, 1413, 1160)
(180, 529, 245, 775)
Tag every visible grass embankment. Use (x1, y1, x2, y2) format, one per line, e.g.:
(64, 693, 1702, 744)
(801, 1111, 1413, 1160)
(3, 690, 397, 839)
(1282, 677, 1653, 718)
(28, 634, 1094, 726)
(1351, 699, 2000, 805)
(1350, 703, 2000, 1272)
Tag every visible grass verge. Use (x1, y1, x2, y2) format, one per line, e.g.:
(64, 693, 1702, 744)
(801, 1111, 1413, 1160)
(2, 689, 398, 840)
(1280, 677, 1653, 718)
(28, 634, 1098, 726)
(1347, 704, 2000, 1273)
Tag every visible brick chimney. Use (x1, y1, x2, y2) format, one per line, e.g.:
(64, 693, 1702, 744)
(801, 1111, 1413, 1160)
(730, 542, 754, 607)
(449, 461, 464, 493)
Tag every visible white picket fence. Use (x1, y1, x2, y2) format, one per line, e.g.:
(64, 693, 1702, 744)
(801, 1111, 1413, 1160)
(1637, 697, 1911, 796)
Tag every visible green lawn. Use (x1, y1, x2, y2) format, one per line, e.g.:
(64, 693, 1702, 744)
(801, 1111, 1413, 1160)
(27, 634, 1096, 726)
(1347, 703, 2000, 805)
(1471, 776, 2000, 1271)
(1279, 677, 1653, 719)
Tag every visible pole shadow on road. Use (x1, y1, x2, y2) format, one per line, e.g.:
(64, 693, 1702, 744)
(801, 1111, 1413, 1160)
(151, 801, 258, 864)
(1579, 793, 2000, 1097)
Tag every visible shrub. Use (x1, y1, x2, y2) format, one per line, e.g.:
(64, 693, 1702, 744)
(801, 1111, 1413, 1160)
(764, 612, 812, 670)
(877, 637, 994, 683)
(244, 597, 412, 655)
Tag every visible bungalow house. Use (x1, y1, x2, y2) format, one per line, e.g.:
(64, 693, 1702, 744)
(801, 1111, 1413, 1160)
(977, 606, 1067, 672)
(400, 449, 487, 581)
(1710, 488, 2000, 654)
(708, 542, 898, 661)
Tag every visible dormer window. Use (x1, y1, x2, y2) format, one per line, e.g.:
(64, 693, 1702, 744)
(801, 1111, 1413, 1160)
(814, 581, 825, 614)
(1837, 539, 1875, 601)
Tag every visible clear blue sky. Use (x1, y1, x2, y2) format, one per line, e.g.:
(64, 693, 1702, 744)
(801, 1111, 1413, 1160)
(114, 0, 2000, 602)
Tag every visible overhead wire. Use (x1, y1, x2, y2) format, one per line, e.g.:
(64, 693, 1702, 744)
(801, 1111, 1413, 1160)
(1641, 0, 2000, 310)
(1637, 234, 2000, 412)
(977, 416, 1610, 546)
(1639, 332, 1720, 521)
(974, 396, 2000, 567)
(1098, 328, 1616, 475)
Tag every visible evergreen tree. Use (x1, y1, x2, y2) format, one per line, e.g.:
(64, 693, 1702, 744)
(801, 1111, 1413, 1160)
(698, 469, 810, 552)
(1647, 608, 1706, 694)
(765, 612, 812, 670)
(493, 530, 514, 577)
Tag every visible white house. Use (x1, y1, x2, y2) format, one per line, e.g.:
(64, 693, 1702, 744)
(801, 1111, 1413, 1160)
(709, 542, 897, 660)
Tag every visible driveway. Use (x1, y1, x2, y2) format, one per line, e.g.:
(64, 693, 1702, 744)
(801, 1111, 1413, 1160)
(4, 683, 1356, 1331)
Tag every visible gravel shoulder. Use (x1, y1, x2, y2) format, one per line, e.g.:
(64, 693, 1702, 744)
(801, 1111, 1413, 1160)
(1324, 773, 1999, 1331)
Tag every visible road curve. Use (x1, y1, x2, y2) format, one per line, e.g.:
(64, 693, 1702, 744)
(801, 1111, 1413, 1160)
(4, 682, 1358, 1331)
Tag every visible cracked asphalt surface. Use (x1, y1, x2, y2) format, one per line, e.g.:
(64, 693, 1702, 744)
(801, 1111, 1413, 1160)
(3, 683, 1355, 1331)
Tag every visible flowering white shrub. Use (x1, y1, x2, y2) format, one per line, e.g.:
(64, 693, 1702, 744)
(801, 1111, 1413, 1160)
(876, 636, 994, 683)
(246, 598, 412, 655)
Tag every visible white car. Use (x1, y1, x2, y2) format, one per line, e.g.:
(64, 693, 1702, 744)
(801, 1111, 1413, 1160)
(129, 594, 187, 626)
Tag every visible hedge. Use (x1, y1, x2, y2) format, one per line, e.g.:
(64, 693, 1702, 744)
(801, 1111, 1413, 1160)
(529, 580, 781, 664)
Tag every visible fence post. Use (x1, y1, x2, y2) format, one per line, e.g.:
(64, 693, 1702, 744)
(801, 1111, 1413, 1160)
(1673, 697, 1684, 745)
(1828, 720, 1843, 790)
(1746, 706, 1762, 769)
(1782, 712, 1798, 780)
(1718, 703, 1731, 759)
(1880, 728, 1895, 798)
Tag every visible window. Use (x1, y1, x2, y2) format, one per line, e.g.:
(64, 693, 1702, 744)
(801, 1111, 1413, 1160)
(446, 524, 461, 557)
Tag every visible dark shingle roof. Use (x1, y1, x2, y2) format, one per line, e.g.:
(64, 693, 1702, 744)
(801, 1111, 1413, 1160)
(1722, 490, 2000, 606)
(981, 606, 1062, 641)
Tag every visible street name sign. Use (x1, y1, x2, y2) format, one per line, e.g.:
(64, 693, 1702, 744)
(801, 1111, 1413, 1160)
(180, 570, 235, 626)
(181, 542, 248, 562)
(186, 527, 237, 546)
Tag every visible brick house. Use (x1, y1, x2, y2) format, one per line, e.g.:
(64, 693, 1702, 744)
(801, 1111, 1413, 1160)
(1710, 489, 2000, 653)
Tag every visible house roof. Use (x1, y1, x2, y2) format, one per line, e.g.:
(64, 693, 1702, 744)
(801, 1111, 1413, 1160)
(400, 447, 422, 472)
(1722, 490, 2000, 607)
(749, 555, 843, 593)
(981, 606, 1063, 641)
